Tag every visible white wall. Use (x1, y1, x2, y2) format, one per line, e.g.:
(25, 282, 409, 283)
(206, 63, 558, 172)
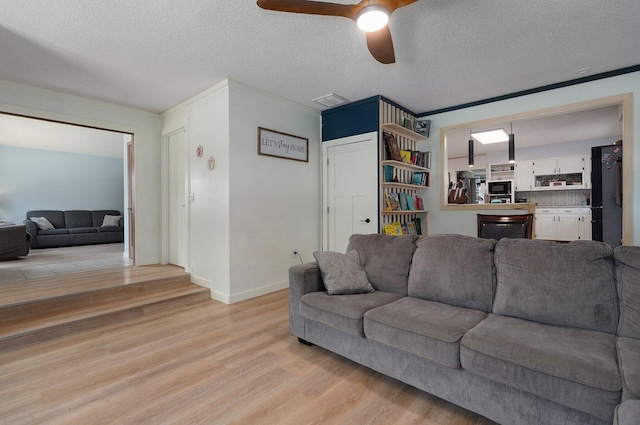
(423, 71, 639, 243)
(163, 79, 322, 303)
(0, 145, 124, 224)
(0, 79, 163, 264)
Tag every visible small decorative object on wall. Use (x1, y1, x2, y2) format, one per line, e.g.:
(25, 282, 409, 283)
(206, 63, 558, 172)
(402, 117, 413, 130)
(208, 156, 215, 170)
(258, 127, 308, 162)
(414, 117, 431, 137)
(196, 145, 204, 158)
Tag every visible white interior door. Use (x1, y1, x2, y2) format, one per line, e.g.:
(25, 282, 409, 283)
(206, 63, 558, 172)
(324, 132, 378, 252)
(168, 131, 187, 267)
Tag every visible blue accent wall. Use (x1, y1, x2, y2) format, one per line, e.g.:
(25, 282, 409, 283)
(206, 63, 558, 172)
(0, 146, 124, 224)
(321, 96, 380, 141)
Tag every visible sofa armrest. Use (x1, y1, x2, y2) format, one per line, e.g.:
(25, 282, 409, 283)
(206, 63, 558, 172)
(23, 219, 38, 241)
(289, 262, 324, 338)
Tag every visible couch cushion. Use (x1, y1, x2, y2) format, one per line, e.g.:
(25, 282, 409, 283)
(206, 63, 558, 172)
(64, 210, 93, 228)
(38, 228, 70, 235)
(97, 226, 124, 233)
(461, 313, 621, 421)
(614, 400, 640, 425)
(68, 227, 98, 234)
(618, 337, 640, 400)
(615, 246, 640, 339)
(26, 210, 65, 229)
(300, 291, 403, 338)
(493, 239, 618, 333)
(364, 297, 486, 368)
(408, 234, 496, 311)
(313, 251, 374, 295)
(346, 234, 418, 295)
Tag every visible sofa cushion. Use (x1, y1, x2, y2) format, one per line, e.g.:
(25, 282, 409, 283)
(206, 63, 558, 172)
(346, 234, 418, 295)
(493, 239, 618, 333)
(38, 228, 70, 235)
(26, 210, 65, 229)
(614, 400, 640, 425)
(313, 251, 374, 295)
(30, 216, 55, 230)
(617, 337, 640, 400)
(408, 234, 496, 311)
(461, 313, 621, 421)
(97, 226, 124, 233)
(64, 210, 93, 228)
(364, 297, 486, 368)
(300, 291, 403, 338)
(68, 227, 98, 234)
(615, 246, 640, 338)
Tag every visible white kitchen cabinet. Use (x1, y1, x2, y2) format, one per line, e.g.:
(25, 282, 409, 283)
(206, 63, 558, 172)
(535, 207, 591, 241)
(533, 156, 585, 175)
(514, 160, 534, 191)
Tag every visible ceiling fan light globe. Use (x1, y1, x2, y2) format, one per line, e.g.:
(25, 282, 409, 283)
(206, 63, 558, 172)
(356, 6, 389, 32)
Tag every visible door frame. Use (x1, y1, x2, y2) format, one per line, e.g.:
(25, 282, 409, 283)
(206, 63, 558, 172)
(322, 131, 379, 251)
(161, 125, 192, 272)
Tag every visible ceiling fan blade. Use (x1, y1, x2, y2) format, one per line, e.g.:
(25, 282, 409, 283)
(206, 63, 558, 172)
(366, 26, 395, 64)
(371, 0, 419, 13)
(257, 0, 360, 19)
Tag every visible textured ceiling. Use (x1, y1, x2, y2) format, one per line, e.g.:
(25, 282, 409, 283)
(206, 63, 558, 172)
(1, 1, 639, 114)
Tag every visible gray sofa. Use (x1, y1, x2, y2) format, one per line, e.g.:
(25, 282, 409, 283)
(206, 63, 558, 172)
(24, 210, 124, 249)
(289, 234, 640, 425)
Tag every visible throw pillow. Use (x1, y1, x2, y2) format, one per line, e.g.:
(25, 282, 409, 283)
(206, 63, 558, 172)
(313, 250, 374, 295)
(102, 215, 122, 227)
(31, 216, 55, 230)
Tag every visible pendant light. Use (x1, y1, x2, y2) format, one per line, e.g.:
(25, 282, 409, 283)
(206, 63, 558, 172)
(468, 130, 474, 168)
(508, 123, 515, 163)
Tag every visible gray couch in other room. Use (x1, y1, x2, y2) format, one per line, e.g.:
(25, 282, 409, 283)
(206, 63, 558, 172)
(289, 234, 640, 425)
(24, 210, 124, 249)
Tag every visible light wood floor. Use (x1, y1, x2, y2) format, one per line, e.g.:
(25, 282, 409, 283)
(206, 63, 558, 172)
(0, 287, 497, 425)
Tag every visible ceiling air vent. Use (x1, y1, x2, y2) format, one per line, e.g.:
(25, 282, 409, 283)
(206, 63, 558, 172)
(312, 93, 349, 108)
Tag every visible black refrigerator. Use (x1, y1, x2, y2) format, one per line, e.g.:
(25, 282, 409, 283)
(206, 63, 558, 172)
(591, 145, 623, 247)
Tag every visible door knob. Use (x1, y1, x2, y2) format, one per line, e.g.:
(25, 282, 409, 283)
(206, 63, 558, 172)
(360, 218, 371, 223)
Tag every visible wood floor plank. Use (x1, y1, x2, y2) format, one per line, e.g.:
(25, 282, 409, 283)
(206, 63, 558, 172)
(0, 285, 497, 425)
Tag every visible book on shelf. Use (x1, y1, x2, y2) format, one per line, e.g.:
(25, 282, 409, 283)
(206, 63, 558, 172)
(401, 222, 409, 235)
(415, 196, 424, 210)
(406, 195, 416, 210)
(412, 218, 422, 235)
(383, 132, 402, 162)
(407, 221, 417, 235)
(393, 221, 403, 235)
(411, 171, 430, 186)
(385, 192, 401, 211)
(398, 192, 408, 210)
(383, 223, 398, 235)
(399, 150, 412, 164)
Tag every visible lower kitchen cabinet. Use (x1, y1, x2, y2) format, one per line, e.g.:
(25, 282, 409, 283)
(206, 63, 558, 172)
(535, 208, 592, 241)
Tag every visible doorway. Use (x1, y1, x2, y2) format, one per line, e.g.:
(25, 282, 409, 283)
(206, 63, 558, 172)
(0, 112, 135, 276)
(323, 132, 379, 252)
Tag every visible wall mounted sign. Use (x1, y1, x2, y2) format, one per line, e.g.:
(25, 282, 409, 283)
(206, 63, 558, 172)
(258, 127, 308, 162)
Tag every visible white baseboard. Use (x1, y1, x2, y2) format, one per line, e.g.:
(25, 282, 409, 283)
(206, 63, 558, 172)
(209, 280, 289, 305)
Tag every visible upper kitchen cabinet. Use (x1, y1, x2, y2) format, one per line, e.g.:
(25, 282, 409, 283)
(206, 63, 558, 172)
(514, 160, 534, 191)
(529, 155, 589, 190)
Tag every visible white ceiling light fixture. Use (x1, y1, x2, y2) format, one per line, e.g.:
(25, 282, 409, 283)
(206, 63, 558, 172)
(312, 93, 350, 108)
(356, 5, 389, 32)
(471, 129, 509, 144)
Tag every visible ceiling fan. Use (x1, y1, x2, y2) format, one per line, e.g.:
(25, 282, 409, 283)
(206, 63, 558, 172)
(256, 0, 419, 64)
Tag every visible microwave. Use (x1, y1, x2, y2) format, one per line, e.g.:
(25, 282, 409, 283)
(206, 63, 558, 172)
(488, 180, 513, 195)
